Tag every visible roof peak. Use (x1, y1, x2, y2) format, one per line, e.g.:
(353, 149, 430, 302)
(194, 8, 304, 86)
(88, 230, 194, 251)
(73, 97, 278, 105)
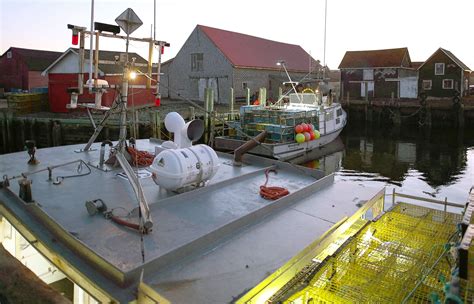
(346, 47, 408, 53)
(197, 24, 301, 48)
(195, 24, 318, 72)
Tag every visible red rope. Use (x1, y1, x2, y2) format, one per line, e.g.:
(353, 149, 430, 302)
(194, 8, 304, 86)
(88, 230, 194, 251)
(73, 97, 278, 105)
(259, 169, 289, 200)
(127, 146, 155, 167)
(110, 215, 140, 231)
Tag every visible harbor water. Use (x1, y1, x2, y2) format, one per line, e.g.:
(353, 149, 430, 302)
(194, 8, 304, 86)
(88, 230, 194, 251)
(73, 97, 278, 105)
(300, 121, 474, 204)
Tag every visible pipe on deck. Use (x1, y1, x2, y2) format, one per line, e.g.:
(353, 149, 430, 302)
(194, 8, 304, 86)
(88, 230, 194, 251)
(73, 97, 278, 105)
(233, 131, 267, 166)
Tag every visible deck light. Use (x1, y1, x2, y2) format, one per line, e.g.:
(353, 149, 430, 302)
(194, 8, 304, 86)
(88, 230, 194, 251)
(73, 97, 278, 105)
(129, 71, 137, 80)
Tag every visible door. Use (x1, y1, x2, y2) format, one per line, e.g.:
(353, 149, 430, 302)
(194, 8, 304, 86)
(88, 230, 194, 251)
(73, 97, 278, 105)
(198, 78, 207, 101)
(361, 82, 374, 97)
(400, 77, 417, 98)
(208, 78, 218, 102)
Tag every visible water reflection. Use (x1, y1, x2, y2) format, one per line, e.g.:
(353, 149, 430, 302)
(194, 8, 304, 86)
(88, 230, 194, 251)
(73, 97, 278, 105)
(299, 122, 474, 203)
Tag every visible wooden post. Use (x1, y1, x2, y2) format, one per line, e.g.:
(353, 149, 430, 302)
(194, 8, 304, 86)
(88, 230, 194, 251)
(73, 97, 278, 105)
(135, 110, 140, 139)
(189, 106, 195, 120)
(204, 88, 210, 143)
(51, 121, 62, 147)
(365, 82, 369, 103)
(150, 110, 161, 139)
(156, 111, 161, 140)
(6, 112, 14, 153)
(457, 104, 465, 128)
(18, 119, 25, 151)
(230, 87, 234, 120)
(209, 88, 215, 146)
(1, 112, 7, 153)
(426, 106, 432, 127)
(259, 87, 266, 107)
(246, 88, 250, 106)
(146, 41, 153, 89)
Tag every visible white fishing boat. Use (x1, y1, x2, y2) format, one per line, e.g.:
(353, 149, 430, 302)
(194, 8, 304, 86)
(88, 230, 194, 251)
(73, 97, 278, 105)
(215, 91, 347, 161)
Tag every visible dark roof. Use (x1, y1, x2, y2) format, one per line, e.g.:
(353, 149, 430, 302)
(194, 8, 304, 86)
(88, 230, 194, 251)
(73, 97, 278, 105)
(411, 61, 424, 69)
(1, 47, 62, 71)
(440, 48, 471, 71)
(198, 25, 320, 72)
(78, 49, 148, 74)
(338, 47, 410, 69)
(417, 48, 471, 72)
(43, 48, 148, 75)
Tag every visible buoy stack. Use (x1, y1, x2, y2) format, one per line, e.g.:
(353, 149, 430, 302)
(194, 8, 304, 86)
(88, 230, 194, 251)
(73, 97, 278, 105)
(294, 123, 320, 143)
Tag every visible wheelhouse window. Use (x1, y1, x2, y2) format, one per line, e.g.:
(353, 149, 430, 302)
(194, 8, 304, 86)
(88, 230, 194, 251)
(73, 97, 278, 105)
(442, 79, 453, 89)
(191, 53, 203, 72)
(434, 63, 445, 75)
(422, 80, 432, 90)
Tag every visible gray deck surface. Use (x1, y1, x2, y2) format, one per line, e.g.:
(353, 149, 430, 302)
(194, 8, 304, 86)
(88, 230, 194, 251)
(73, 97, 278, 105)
(0, 140, 380, 303)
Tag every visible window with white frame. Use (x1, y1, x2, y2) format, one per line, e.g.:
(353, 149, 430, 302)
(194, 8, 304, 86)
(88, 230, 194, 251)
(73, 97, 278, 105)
(7, 51, 12, 59)
(434, 63, 445, 75)
(191, 53, 203, 72)
(442, 79, 453, 89)
(422, 80, 432, 90)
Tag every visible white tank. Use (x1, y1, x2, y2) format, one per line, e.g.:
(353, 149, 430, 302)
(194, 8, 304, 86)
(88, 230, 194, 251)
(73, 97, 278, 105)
(149, 144, 220, 191)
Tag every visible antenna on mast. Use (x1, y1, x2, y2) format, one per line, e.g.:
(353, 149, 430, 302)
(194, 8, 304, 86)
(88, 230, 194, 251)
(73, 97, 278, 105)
(153, 0, 156, 40)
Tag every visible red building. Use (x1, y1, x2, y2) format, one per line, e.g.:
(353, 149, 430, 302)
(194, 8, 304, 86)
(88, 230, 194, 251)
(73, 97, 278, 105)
(42, 48, 156, 113)
(0, 47, 62, 92)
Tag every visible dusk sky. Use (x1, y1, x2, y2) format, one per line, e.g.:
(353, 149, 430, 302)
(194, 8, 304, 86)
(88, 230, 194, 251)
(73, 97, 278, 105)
(1, 0, 473, 70)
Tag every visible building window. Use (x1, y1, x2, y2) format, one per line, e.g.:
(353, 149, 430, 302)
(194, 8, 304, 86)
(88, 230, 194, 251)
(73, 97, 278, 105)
(442, 79, 454, 89)
(434, 63, 445, 75)
(422, 80, 432, 90)
(7, 51, 12, 59)
(191, 53, 203, 72)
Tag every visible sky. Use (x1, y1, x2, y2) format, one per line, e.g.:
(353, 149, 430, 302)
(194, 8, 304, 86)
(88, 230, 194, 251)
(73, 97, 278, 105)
(1, 0, 473, 70)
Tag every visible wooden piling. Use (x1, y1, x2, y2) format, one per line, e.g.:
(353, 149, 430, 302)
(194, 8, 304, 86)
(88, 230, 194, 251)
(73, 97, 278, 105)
(51, 121, 62, 147)
(230, 87, 234, 120)
(6, 112, 14, 153)
(17, 119, 25, 151)
(259, 87, 266, 107)
(1, 112, 7, 154)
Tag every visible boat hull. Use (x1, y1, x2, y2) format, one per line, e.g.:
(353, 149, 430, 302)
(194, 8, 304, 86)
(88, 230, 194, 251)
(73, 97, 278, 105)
(215, 126, 344, 161)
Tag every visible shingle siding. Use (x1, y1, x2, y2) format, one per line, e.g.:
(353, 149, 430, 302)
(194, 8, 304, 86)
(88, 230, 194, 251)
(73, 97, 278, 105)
(168, 27, 234, 102)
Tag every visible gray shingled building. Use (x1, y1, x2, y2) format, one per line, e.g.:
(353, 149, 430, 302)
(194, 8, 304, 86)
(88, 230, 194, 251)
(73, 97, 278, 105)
(160, 25, 322, 104)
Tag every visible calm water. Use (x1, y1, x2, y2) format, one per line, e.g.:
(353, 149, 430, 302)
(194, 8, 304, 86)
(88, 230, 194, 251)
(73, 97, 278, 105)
(300, 122, 474, 204)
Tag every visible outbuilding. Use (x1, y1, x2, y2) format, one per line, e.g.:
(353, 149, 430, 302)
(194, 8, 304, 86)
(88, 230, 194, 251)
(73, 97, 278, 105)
(162, 25, 322, 103)
(418, 48, 471, 98)
(0, 47, 62, 92)
(339, 48, 418, 100)
(42, 48, 154, 113)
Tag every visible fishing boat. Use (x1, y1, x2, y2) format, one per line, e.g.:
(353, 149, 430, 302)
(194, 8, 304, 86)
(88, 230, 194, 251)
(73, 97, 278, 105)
(215, 90, 347, 161)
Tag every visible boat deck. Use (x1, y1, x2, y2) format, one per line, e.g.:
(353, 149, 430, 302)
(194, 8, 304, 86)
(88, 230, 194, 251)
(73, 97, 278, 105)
(0, 139, 381, 303)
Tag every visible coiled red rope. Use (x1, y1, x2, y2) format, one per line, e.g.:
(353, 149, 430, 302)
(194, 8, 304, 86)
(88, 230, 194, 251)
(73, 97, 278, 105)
(127, 146, 155, 167)
(260, 169, 289, 200)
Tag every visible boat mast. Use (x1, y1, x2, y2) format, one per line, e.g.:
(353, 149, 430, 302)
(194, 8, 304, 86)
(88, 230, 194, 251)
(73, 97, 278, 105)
(89, 0, 95, 90)
(323, 0, 327, 80)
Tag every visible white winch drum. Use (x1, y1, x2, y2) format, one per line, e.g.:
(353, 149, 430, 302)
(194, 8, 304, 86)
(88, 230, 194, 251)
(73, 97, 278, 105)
(149, 144, 220, 191)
